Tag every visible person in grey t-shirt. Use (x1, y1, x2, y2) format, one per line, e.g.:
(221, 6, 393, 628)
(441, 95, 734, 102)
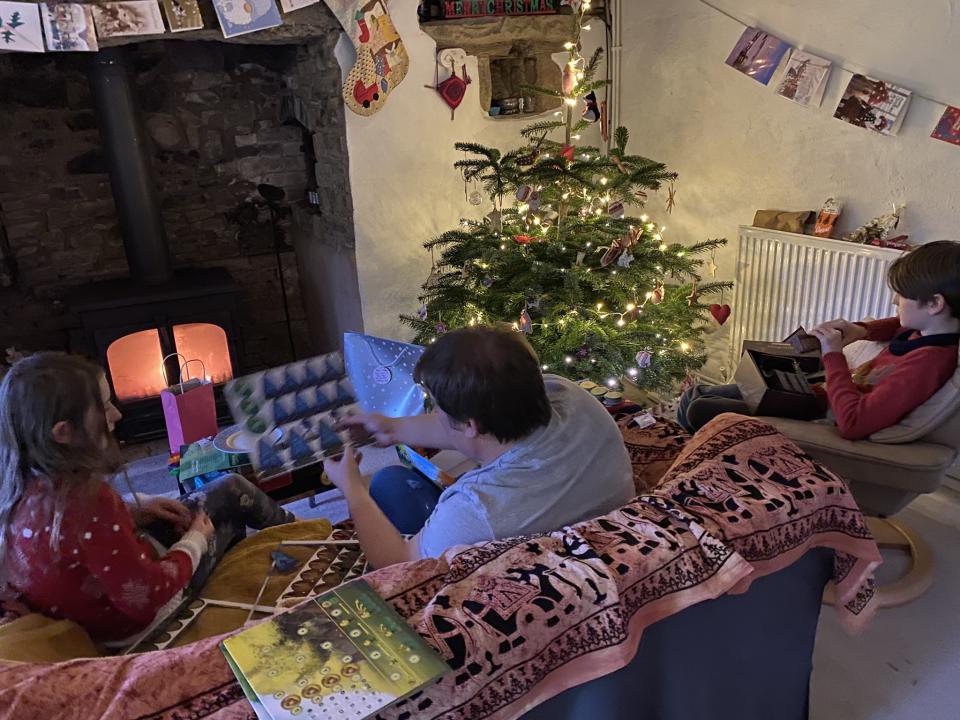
(323, 326, 634, 569)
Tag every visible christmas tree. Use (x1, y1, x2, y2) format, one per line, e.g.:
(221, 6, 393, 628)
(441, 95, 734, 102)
(401, 5, 729, 391)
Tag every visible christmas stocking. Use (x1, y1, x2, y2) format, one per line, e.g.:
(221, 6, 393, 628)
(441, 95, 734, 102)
(323, 0, 409, 116)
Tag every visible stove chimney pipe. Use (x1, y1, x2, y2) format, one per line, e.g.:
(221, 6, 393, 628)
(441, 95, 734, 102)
(89, 47, 173, 285)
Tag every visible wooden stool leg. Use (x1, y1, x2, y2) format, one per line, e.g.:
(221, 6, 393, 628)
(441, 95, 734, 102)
(823, 516, 934, 608)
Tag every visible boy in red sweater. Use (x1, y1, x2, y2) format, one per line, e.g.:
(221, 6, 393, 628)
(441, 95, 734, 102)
(678, 240, 960, 439)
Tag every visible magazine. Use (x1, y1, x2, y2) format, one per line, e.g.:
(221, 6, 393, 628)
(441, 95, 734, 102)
(222, 580, 448, 720)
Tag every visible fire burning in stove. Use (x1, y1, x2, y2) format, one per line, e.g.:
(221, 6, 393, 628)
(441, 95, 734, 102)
(106, 323, 234, 402)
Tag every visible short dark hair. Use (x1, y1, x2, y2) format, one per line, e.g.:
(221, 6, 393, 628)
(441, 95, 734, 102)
(414, 326, 552, 443)
(888, 240, 960, 318)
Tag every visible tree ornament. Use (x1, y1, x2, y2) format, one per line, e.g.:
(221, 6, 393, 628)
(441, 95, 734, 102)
(577, 345, 590, 359)
(481, 274, 493, 288)
(611, 154, 628, 173)
(582, 91, 600, 123)
(486, 209, 503, 233)
(518, 308, 533, 334)
(666, 180, 677, 214)
(516, 185, 534, 202)
(600, 227, 641, 267)
(636, 350, 652, 368)
(514, 234, 534, 245)
(607, 200, 624, 218)
(709, 303, 731, 326)
(575, 251, 586, 265)
(562, 63, 577, 96)
(435, 321, 448, 334)
(417, 302, 428, 320)
(617, 251, 633, 268)
(651, 281, 665, 305)
(687, 277, 699, 306)
(424, 248, 442, 289)
(468, 190, 483, 206)
(634, 189, 648, 202)
(708, 250, 718, 279)
(561, 145, 575, 162)
(517, 147, 539, 165)
(428, 51, 471, 121)
(527, 190, 542, 212)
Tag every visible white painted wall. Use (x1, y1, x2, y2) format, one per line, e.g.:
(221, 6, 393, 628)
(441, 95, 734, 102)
(341, 0, 605, 339)
(615, 0, 960, 376)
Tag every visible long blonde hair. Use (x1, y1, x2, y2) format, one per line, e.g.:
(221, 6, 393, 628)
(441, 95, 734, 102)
(0, 353, 122, 573)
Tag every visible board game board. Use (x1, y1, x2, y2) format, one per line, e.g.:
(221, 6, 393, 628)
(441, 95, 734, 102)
(221, 580, 448, 720)
(223, 352, 373, 479)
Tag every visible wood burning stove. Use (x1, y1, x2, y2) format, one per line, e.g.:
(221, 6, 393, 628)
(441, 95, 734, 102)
(67, 47, 243, 443)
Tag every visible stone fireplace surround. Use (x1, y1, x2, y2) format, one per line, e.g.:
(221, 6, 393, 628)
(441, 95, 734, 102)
(0, 5, 363, 441)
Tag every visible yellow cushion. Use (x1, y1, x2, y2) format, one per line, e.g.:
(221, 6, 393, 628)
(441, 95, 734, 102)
(0, 614, 100, 663)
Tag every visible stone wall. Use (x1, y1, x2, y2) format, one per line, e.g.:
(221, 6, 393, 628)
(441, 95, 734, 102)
(0, 33, 355, 371)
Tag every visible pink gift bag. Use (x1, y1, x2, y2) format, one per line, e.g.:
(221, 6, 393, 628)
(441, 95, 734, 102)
(161, 354, 218, 455)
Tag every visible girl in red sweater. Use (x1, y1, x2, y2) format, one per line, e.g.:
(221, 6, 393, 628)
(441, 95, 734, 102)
(0, 353, 294, 645)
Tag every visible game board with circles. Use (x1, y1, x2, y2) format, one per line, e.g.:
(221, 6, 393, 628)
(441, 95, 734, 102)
(224, 352, 374, 479)
(221, 579, 448, 720)
(276, 530, 369, 609)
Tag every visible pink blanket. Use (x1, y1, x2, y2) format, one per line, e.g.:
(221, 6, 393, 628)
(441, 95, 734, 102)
(0, 415, 880, 720)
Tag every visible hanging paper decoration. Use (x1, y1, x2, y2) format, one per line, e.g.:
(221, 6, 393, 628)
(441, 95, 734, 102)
(0, 1, 46, 52)
(211, 0, 279, 38)
(518, 308, 533, 334)
(582, 91, 600, 122)
(834, 74, 911, 136)
(160, 0, 203, 31)
(932, 106, 960, 146)
(561, 145, 575, 162)
(724, 27, 790, 86)
(40, 2, 97, 51)
(321, 0, 408, 116)
(774, 50, 832, 107)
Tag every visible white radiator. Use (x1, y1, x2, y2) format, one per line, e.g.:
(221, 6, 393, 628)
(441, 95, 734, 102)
(728, 225, 905, 372)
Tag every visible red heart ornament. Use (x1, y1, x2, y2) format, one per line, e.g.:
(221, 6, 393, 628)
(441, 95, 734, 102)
(709, 303, 731, 325)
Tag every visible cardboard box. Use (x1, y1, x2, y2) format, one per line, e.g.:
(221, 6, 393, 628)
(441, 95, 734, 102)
(734, 341, 824, 420)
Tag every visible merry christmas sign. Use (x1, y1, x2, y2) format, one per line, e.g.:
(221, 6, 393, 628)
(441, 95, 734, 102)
(443, 0, 557, 19)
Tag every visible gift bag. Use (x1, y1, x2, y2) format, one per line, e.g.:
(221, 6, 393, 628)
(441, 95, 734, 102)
(344, 333, 425, 417)
(160, 354, 218, 455)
